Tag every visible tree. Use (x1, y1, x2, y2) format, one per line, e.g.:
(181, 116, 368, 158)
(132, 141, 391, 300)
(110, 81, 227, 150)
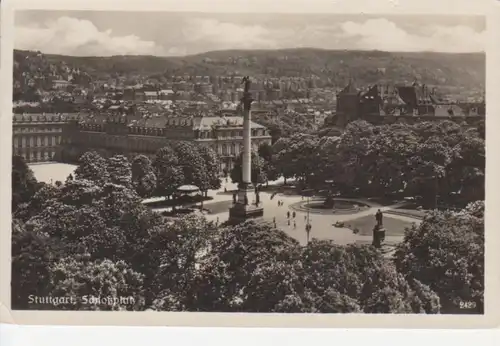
(194, 220, 300, 311)
(258, 142, 273, 162)
(273, 133, 323, 187)
(363, 124, 419, 196)
(131, 155, 157, 198)
(107, 155, 132, 188)
(334, 120, 376, 193)
(12, 155, 39, 212)
(198, 145, 221, 194)
(153, 146, 185, 200)
(14, 182, 60, 222)
(48, 256, 145, 310)
(258, 142, 279, 184)
(74, 151, 109, 184)
(409, 137, 453, 208)
(230, 151, 267, 186)
(58, 179, 103, 207)
(445, 130, 485, 205)
(173, 142, 207, 193)
(146, 215, 217, 310)
(300, 241, 440, 313)
(271, 137, 292, 183)
(11, 219, 53, 309)
(394, 203, 484, 313)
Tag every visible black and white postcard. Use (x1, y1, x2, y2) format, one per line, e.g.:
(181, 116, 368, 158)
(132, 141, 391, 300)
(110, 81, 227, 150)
(0, 0, 498, 329)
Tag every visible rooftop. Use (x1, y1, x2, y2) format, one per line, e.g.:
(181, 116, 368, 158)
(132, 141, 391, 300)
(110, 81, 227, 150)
(194, 116, 266, 130)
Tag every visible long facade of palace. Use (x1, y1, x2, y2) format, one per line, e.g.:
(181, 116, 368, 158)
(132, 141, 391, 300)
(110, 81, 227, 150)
(12, 113, 79, 163)
(12, 112, 272, 172)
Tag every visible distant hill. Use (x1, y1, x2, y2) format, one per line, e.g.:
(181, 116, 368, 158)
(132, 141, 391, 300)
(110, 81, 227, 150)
(14, 48, 485, 90)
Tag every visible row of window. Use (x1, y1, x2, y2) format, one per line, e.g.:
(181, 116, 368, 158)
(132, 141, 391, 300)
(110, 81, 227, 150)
(216, 142, 262, 156)
(199, 129, 268, 139)
(13, 149, 56, 163)
(13, 126, 63, 133)
(76, 134, 165, 152)
(79, 124, 268, 139)
(12, 135, 60, 148)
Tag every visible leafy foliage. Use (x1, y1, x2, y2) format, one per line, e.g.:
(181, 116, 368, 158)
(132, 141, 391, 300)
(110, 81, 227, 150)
(107, 155, 133, 188)
(48, 256, 145, 310)
(153, 146, 184, 199)
(131, 155, 157, 198)
(12, 155, 40, 212)
(268, 120, 484, 207)
(74, 151, 109, 184)
(230, 151, 268, 185)
(198, 145, 222, 192)
(394, 203, 484, 313)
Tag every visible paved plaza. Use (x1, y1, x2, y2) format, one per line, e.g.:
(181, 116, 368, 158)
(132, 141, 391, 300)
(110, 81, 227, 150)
(202, 179, 421, 246)
(30, 164, 421, 247)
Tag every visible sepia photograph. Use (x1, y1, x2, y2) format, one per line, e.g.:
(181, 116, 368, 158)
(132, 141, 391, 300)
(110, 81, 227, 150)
(6, 4, 489, 321)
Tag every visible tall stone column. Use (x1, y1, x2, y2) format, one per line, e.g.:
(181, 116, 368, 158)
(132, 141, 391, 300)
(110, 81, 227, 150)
(229, 76, 264, 223)
(242, 97, 252, 186)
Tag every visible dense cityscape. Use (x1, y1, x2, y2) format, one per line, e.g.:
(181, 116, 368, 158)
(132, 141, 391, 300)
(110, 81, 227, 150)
(11, 14, 485, 315)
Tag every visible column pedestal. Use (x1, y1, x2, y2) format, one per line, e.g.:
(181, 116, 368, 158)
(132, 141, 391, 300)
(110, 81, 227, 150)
(229, 182, 264, 222)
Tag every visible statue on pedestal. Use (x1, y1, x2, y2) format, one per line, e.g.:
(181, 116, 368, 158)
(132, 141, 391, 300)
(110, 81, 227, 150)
(375, 209, 383, 227)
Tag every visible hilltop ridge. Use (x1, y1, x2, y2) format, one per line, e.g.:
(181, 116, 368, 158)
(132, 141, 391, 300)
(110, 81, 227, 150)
(14, 48, 485, 92)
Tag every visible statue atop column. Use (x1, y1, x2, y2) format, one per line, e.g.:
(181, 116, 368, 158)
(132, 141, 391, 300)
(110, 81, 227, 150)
(242, 76, 251, 93)
(228, 75, 264, 222)
(241, 76, 253, 110)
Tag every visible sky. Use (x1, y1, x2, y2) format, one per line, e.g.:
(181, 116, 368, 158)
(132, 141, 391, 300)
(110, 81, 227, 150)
(13, 11, 486, 57)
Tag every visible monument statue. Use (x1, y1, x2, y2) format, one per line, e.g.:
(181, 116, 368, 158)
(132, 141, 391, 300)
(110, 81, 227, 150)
(242, 76, 251, 92)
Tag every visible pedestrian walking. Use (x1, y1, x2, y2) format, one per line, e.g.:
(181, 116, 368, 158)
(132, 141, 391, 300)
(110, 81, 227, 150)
(294, 221, 297, 229)
(288, 219, 291, 226)
(216, 216, 219, 226)
(287, 211, 290, 219)
(292, 211, 296, 219)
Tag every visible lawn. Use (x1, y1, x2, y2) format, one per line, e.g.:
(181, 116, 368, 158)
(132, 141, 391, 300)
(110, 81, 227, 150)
(345, 215, 416, 236)
(386, 208, 426, 219)
(29, 163, 77, 184)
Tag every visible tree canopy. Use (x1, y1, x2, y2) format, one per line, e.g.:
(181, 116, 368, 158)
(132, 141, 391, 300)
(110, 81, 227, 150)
(394, 201, 484, 313)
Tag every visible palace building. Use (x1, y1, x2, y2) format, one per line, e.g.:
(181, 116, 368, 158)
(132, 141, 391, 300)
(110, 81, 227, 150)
(12, 112, 272, 173)
(12, 113, 79, 163)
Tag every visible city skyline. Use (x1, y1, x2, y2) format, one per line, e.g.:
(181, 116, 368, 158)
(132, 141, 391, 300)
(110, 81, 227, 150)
(14, 11, 486, 57)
